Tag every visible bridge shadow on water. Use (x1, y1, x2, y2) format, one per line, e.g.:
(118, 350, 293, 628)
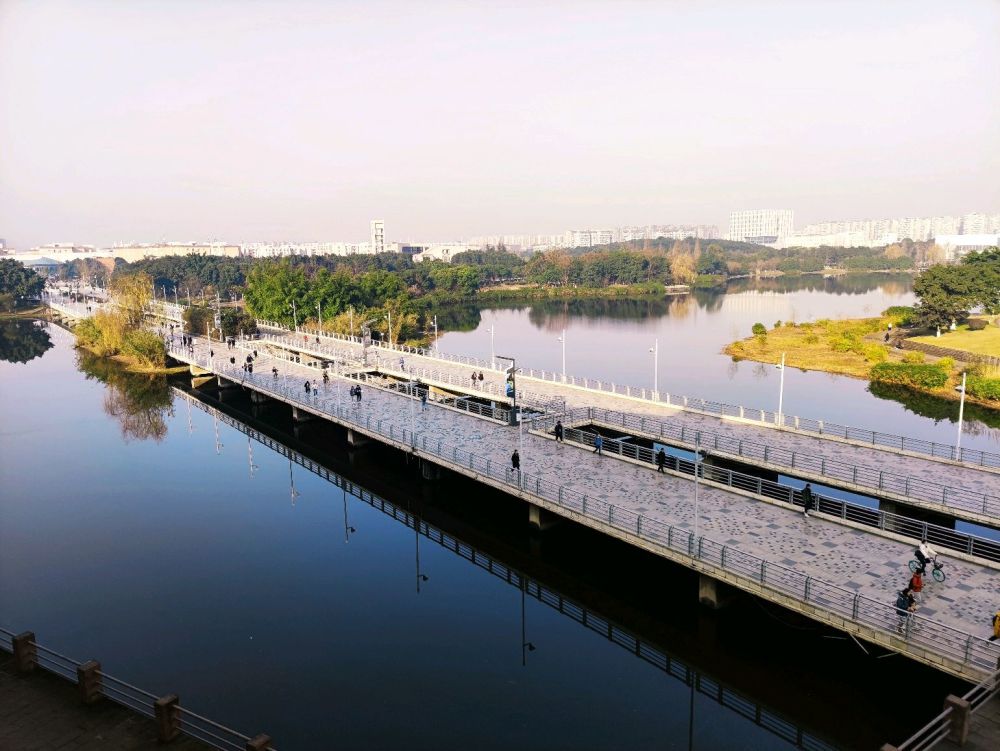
(172, 375, 971, 751)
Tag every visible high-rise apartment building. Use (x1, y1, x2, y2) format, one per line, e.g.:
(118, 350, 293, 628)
(727, 210, 794, 243)
(370, 219, 385, 255)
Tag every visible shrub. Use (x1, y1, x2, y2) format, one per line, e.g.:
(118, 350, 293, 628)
(968, 318, 988, 331)
(751, 322, 767, 337)
(967, 374, 1000, 401)
(774, 320, 782, 329)
(883, 305, 915, 326)
(862, 343, 888, 363)
(903, 351, 925, 364)
(803, 333, 819, 344)
(120, 330, 166, 368)
(937, 357, 955, 373)
(870, 362, 949, 389)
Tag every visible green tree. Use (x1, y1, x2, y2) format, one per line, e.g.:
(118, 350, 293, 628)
(0, 259, 44, 310)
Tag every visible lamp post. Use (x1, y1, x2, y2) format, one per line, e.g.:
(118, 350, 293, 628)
(496, 355, 518, 427)
(649, 339, 659, 397)
(290, 300, 298, 330)
(350, 306, 354, 338)
(956, 371, 967, 458)
(317, 301, 322, 331)
(776, 352, 786, 427)
(488, 324, 496, 369)
(557, 329, 566, 382)
(693, 434, 701, 545)
(432, 315, 439, 353)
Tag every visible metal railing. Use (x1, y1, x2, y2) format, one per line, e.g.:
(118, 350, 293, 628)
(182, 358, 1000, 677)
(0, 626, 274, 751)
(533, 412, 1000, 564)
(893, 667, 1000, 750)
(579, 405, 1000, 522)
(253, 319, 1000, 470)
(176, 388, 838, 751)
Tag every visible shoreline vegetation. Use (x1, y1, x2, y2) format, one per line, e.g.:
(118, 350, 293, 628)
(725, 308, 1000, 411)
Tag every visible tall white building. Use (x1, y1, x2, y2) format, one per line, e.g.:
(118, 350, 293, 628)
(369, 219, 385, 255)
(727, 210, 794, 243)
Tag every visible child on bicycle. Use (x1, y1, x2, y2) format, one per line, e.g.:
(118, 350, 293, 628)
(915, 541, 937, 573)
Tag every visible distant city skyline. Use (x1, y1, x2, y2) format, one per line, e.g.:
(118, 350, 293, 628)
(1, 0, 998, 248)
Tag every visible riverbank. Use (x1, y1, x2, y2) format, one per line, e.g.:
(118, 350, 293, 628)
(724, 317, 1000, 411)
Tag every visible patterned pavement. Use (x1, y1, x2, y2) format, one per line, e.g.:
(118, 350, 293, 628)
(170, 334, 1000, 649)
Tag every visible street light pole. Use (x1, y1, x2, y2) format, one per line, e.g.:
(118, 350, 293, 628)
(694, 434, 701, 544)
(433, 315, 438, 353)
(776, 352, 786, 427)
(489, 324, 495, 369)
(956, 371, 967, 457)
(649, 339, 659, 396)
(317, 301, 322, 330)
(496, 355, 518, 426)
(291, 300, 298, 330)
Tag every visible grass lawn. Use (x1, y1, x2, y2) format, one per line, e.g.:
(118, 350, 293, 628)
(911, 324, 1000, 356)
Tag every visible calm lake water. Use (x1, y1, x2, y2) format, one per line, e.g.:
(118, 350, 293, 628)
(0, 275, 991, 750)
(439, 274, 1000, 453)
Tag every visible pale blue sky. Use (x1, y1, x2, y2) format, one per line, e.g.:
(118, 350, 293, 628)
(1, 0, 998, 247)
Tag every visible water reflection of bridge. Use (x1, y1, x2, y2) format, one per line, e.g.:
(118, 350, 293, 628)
(175, 386, 838, 751)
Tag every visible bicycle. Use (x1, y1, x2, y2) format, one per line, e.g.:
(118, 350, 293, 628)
(908, 556, 946, 582)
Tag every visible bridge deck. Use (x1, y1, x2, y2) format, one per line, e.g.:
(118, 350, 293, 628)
(250, 328, 1000, 527)
(171, 335, 1000, 681)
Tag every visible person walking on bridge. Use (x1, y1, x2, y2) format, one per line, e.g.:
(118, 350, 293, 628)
(593, 434, 603, 455)
(554, 420, 564, 442)
(895, 587, 916, 634)
(656, 448, 667, 473)
(511, 449, 520, 478)
(304, 380, 311, 395)
(801, 483, 814, 518)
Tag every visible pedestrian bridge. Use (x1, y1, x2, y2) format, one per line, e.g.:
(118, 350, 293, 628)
(164, 331, 1000, 683)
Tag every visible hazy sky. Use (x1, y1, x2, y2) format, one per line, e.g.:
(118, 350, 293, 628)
(1, 0, 998, 247)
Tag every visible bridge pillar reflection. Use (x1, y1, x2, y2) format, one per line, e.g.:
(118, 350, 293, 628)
(528, 503, 558, 531)
(421, 459, 441, 481)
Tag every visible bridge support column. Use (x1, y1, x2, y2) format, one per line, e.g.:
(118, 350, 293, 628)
(292, 406, 314, 423)
(421, 460, 441, 480)
(249, 390, 270, 404)
(216, 375, 239, 389)
(528, 503, 559, 531)
(347, 429, 369, 447)
(698, 575, 731, 609)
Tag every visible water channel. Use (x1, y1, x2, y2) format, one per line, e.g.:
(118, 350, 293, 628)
(1, 274, 995, 750)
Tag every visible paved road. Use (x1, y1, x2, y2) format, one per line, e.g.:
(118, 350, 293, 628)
(172, 335, 1000, 650)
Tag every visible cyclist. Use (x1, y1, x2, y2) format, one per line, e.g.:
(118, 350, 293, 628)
(915, 541, 937, 573)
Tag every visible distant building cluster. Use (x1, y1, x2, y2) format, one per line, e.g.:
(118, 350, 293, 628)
(5, 210, 997, 273)
(727, 209, 1000, 258)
